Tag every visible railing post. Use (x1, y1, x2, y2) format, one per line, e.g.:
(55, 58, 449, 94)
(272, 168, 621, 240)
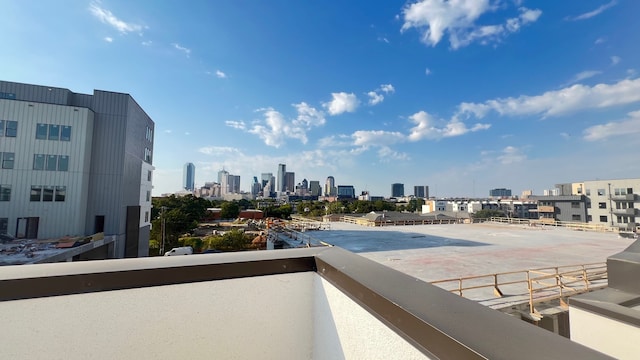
(583, 265, 589, 290)
(458, 278, 463, 297)
(556, 267, 562, 299)
(493, 274, 503, 297)
(527, 271, 535, 314)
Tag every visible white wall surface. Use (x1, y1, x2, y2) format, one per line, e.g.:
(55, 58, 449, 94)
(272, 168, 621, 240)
(570, 306, 640, 359)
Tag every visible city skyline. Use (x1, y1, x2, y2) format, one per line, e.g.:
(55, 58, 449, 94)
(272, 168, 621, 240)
(3, 1, 639, 197)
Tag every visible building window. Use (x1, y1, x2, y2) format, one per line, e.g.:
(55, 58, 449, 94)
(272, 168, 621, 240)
(587, 215, 592, 222)
(586, 202, 591, 208)
(46, 155, 57, 171)
(57, 155, 69, 171)
(33, 154, 45, 170)
(147, 170, 152, 181)
(598, 202, 607, 209)
(0, 218, 7, 234)
(144, 211, 149, 222)
(42, 186, 54, 202)
(30, 186, 42, 202)
(572, 214, 581, 221)
(597, 189, 605, 196)
(0, 185, 10, 201)
(55, 186, 66, 202)
(571, 202, 580, 208)
(48, 124, 60, 140)
(4, 120, 17, 137)
(585, 189, 591, 196)
(1, 152, 14, 169)
(599, 215, 608, 223)
(144, 147, 152, 163)
(60, 126, 71, 141)
(146, 190, 151, 202)
(36, 124, 48, 139)
(145, 126, 153, 142)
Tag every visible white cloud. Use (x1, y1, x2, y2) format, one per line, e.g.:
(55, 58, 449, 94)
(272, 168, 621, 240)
(565, 0, 617, 21)
(323, 92, 359, 115)
(378, 146, 410, 162)
(318, 134, 352, 147)
(164, 129, 172, 134)
(225, 120, 246, 130)
(584, 110, 640, 141)
(458, 78, 640, 119)
(611, 56, 621, 66)
(425, 67, 431, 75)
(367, 91, 384, 105)
(229, 103, 325, 147)
(199, 146, 241, 155)
(594, 37, 606, 45)
(142, 40, 152, 46)
(89, 2, 144, 34)
(352, 130, 405, 146)
(378, 37, 390, 43)
(401, 0, 541, 49)
(564, 70, 602, 86)
(407, 111, 490, 141)
(172, 43, 191, 57)
(216, 70, 227, 78)
(380, 84, 395, 93)
(497, 146, 526, 164)
(104, 37, 113, 43)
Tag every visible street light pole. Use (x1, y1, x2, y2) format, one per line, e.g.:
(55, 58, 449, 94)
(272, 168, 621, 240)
(160, 206, 166, 255)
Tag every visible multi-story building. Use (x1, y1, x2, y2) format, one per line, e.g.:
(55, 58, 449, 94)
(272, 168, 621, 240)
(285, 171, 295, 192)
(582, 179, 639, 231)
(261, 172, 275, 197)
(183, 162, 195, 191)
(489, 188, 512, 197)
(529, 195, 588, 223)
(414, 185, 429, 199)
(337, 185, 355, 199)
(309, 180, 321, 197)
(277, 164, 286, 193)
(0, 80, 154, 257)
(391, 183, 404, 198)
(325, 176, 336, 197)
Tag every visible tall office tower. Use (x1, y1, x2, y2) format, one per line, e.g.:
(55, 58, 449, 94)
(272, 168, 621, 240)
(229, 175, 241, 194)
(325, 176, 336, 196)
(218, 169, 229, 185)
(183, 163, 195, 191)
(285, 172, 295, 192)
(277, 164, 286, 192)
(337, 185, 356, 199)
(391, 183, 404, 197)
(251, 177, 261, 197)
(490, 188, 512, 197)
(300, 179, 308, 190)
(261, 173, 273, 189)
(0, 80, 154, 257)
(309, 181, 322, 196)
(414, 185, 429, 198)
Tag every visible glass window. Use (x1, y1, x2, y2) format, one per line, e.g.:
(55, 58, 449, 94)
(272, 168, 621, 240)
(5, 121, 17, 137)
(571, 202, 580, 208)
(585, 189, 591, 196)
(597, 189, 605, 196)
(146, 190, 151, 202)
(0, 120, 4, 137)
(147, 170, 152, 181)
(33, 154, 45, 170)
(57, 155, 69, 171)
(30, 186, 42, 202)
(55, 186, 66, 202)
(42, 186, 54, 202)
(598, 202, 607, 209)
(48, 124, 59, 140)
(599, 215, 608, 223)
(572, 214, 581, 221)
(1, 152, 14, 169)
(0, 185, 10, 201)
(46, 155, 57, 171)
(60, 126, 71, 141)
(144, 211, 149, 222)
(0, 218, 7, 233)
(587, 215, 592, 222)
(36, 124, 48, 139)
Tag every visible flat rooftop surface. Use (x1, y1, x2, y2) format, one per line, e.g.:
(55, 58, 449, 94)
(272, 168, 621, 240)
(309, 222, 634, 307)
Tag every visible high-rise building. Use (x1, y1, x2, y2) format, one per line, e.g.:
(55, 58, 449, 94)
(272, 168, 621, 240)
(0, 80, 154, 257)
(337, 185, 356, 199)
(251, 176, 261, 197)
(229, 175, 241, 194)
(218, 169, 229, 185)
(183, 163, 195, 191)
(285, 172, 295, 192)
(325, 176, 336, 197)
(309, 180, 322, 196)
(277, 164, 286, 193)
(490, 188, 512, 197)
(414, 185, 429, 198)
(392, 183, 404, 197)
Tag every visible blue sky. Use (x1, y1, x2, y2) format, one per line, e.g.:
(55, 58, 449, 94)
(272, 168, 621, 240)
(2, 0, 639, 198)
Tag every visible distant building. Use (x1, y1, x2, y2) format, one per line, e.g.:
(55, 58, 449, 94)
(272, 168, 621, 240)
(285, 172, 295, 192)
(414, 185, 429, 198)
(529, 195, 588, 223)
(0, 80, 154, 257)
(392, 183, 404, 198)
(325, 176, 336, 197)
(490, 188, 512, 197)
(309, 180, 322, 196)
(277, 164, 286, 193)
(337, 185, 355, 199)
(183, 162, 195, 191)
(251, 177, 261, 197)
(261, 173, 275, 197)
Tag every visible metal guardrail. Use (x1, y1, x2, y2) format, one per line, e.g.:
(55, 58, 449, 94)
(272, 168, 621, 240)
(431, 262, 608, 316)
(488, 217, 618, 232)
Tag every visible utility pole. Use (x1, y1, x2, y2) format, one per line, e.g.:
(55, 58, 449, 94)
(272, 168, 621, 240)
(160, 206, 167, 255)
(608, 183, 614, 226)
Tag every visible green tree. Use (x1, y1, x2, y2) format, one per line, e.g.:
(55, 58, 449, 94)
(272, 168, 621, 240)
(149, 195, 210, 256)
(472, 209, 506, 219)
(220, 201, 241, 219)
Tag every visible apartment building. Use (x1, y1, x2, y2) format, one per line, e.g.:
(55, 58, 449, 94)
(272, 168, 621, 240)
(582, 179, 639, 231)
(528, 195, 588, 223)
(0, 81, 154, 257)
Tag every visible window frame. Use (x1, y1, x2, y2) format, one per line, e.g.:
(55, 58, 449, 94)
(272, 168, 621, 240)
(5, 120, 17, 137)
(55, 186, 66, 202)
(30, 186, 42, 202)
(0, 185, 11, 201)
(1, 152, 15, 169)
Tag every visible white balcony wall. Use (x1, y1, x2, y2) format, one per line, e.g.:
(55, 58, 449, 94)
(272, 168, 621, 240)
(570, 307, 640, 359)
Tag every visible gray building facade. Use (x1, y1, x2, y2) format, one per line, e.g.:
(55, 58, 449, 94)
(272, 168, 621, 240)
(529, 195, 588, 223)
(183, 162, 195, 191)
(0, 81, 154, 258)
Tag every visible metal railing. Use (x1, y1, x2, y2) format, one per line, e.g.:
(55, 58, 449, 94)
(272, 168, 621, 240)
(431, 262, 608, 316)
(488, 217, 617, 232)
